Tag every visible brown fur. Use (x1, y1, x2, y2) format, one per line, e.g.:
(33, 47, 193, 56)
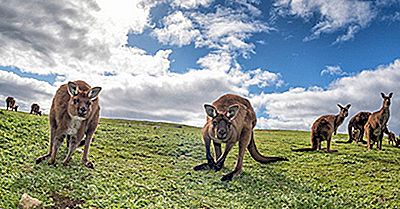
(337, 111, 371, 144)
(292, 103, 351, 152)
(193, 94, 287, 181)
(30, 103, 41, 116)
(35, 80, 102, 168)
(364, 93, 392, 150)
(6, 96, 18, 111)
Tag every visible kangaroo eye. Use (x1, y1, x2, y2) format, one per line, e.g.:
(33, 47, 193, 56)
(86, 101, 92, 106)
(73, 99, 79, 104)
(212, 121, 217, 126)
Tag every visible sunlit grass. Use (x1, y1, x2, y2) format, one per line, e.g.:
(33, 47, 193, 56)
(0, 109, 399, 208)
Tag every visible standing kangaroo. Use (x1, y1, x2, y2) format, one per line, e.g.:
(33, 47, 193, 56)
(193, 94, 288, 181)
(36, 80, 102, 168)
(292, 104, 351, 152)
(364, 92, 392, 150)
(337, 111, 371, 144)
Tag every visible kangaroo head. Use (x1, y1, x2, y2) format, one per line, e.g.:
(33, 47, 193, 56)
(337, 103, 351, 118)
(204, 104, 239, 140)
(381, 92, 393, 108)
(67, 81, 102, 119)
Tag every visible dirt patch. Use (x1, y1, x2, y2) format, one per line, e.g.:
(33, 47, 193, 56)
(47, 192, 84, 209)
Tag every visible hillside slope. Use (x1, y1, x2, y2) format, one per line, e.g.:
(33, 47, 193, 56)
(0, 110, 399, 208)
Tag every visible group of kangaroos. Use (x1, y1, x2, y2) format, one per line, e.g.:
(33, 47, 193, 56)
(4, 80, 398, 181)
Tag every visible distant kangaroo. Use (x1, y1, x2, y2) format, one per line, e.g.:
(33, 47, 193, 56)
(30, 103, 41, 116)
(337, 111, 371, 144)
(6, 97, 17, 111)
(36, 80, 102, 168)
(292, 104, 351, 153)
(364, 92, 392, 150)
(381, 126, 396, 147)
(193, 94, 287, 181)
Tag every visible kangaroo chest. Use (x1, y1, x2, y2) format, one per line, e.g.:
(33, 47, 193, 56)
(66, 117, 85, 136)
(380, 112, 390, 126)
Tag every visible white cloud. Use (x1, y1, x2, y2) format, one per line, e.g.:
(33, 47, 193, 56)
(320, 65, 347, 76)
(152, 11, 200, 46)
(252, 59, 400, 133)
(0, 0, 164, 76)
(0, 0, 282, 127)
(191, 7, 271, 57)
(0, 71, 55, 112)
(274, 0, 376, 43)
(171, 0, 212, 9)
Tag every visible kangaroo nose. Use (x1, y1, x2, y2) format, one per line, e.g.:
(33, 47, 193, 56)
(218, 129, 227, 138)
(78, 107, 87, 115)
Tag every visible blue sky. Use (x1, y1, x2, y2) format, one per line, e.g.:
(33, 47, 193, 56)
(0, 0, 399, 132)
(127, 0, 400, 92)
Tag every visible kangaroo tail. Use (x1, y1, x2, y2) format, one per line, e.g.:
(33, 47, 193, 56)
(247, 132, 288, 163)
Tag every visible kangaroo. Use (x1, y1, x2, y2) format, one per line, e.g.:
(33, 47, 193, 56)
(6, 97, 16, 111)
(36, 80, 102, 168)
(292, 104, 351, 152)
(382, 126, 396, 146)
(387, 132, 396, 146)
(364, 92, 392, 150)
(193, 94, 288, 181)
(30, 103, 41, 115)
(337, 111, 371, 144)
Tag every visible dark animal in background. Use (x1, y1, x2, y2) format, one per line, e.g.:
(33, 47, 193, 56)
(6, 96, 18, 111)
(30, 103, 42, 116)
(383, 126, 396, 146)
(364, 92, 392, 150)
(193, 94, 287, 181)
(36, 80, 102, 168)
(337, 111, 371, 144)
(292, 104, 351, 153)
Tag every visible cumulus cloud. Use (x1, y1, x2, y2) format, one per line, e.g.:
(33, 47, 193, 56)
(0, 71, 55, 112)
(273, 0, 376, 43)
(320, 65, 347, 76)
(191, 6, 271, 57)
(152, 11, 200, 46)
(0, 0, 282, 127)
(171, 0, 212, 9)
(252, 59, 400, 133)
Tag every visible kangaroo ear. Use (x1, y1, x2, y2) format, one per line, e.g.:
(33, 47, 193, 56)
(67, 82, 79, 96)
(381, 92, 386, 98)
(337, 104, 344, 109)
(88, 87, 102, 100)
(345, 104, 351, 109)
(226, 104, 240, 120)
(204, 104, 217, 118)
(388, 92, 393, 98)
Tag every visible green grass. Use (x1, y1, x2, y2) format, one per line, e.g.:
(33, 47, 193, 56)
(0, 109, 399, 208)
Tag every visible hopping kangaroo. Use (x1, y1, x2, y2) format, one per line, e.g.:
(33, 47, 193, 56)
(30, 103, 41, 116)
(193, 94, 288, 181)
(292, 104, 351, 152)
(6, 97, 18, 111)
(337, 111, 371, 144)
(364, 92, 392, 150)
(36, 80, 102, 168)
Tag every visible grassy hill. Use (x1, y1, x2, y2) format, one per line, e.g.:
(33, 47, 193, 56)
(0, 109, 399, 208)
